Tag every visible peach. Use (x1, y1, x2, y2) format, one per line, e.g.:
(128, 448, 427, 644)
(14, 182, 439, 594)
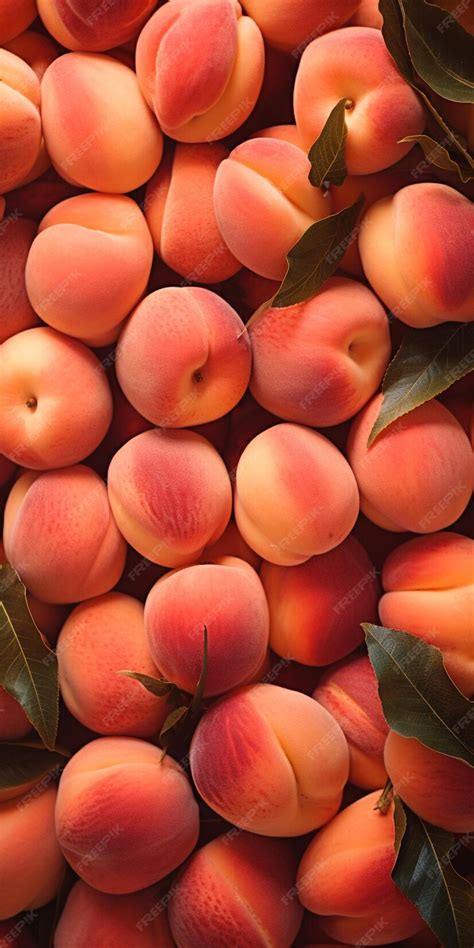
(145, 143, 240, 283)
(347, 395, 472, 533)
(0, 786, 64, 920)
(3, 465, 127, 603)
(25, 193, 154, 346)
(41, 53, 163, 192)
(0, 688, 31, 741)
(57, 592, 170, 737)
(224, 390, 280, 480)
(213, 134, 331, 279)
(201, 518, 262, 571)
(260, 535, 378, 666)
(384, 732, 474, 832)
(116, 287, 251, 427)
(235, 423, 359, 565)
(249, 276, 391, 426)
(55, 736, 199, 893)
(55, 880, 174, 948)
(4, 167, 80, 222)
(359, 183, 474, 326)
(168, 832, 303, 946)
(379, 533, 474, 697)
(135, 0, 265, 142)
(0, 0, 37, 46)
(0, 51, 42, 193)
(37, 0, 156, 51)
(0, 539, 69, 646)
(4, 29, 58, 79)
(0, 216, 38, 344)
(190, 683, 349, 836)
(294, 27, 425, 174)
(348, 0, 383, 28)
(107, 429, 232, 567)
(0, 327, 113, 469)
(242, 0, 358, 52)
(297, 791, 424, 944)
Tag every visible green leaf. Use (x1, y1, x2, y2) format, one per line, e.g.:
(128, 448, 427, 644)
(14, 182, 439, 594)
(392, 797, 474, 948)
(363, 624, 474, 766)
(190, 626, 208, 716)
(308, 98, 348, 188)
(120, 671, 176, 698)
(399, 0, 474, 103)
(368, 322, 474, 446)
(399, 133, 473, 182)
(0, 566, 59, 750)
(0, 741, 68, 796)
(272, 196, 364, 308)
(159, 706, 188, 745)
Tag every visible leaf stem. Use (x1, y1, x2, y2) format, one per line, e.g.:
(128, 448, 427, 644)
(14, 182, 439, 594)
(375, 779, 394, 814)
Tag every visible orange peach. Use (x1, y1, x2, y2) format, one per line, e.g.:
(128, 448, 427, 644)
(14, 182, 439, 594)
(0, 688, 31, 741)
(190, 683, 349, 835)
(3, 465, 127, 603)
(55, 737, 200, 893)
(201, 518, 262, 571)
(235, 423, 360, 565)
(347, 395, 472, 533)
(0, 216, 38, 344)
(243, 0, 358, 51)
(4, 29, 58, 79)
(0, 51, 42, 193)
(37, 0, 156, 51)
(0, 0, 37, 46)
(107, 429, 232, 567)
(55, 880, 174, 948)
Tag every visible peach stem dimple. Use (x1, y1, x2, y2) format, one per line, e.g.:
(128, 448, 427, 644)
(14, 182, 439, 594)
(26, 396, 38, 410)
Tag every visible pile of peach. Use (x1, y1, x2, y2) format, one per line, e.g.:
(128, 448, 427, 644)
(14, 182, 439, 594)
(0, 0, 473, 945)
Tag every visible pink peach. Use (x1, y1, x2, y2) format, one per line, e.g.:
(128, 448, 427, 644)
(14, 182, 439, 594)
(55, 880, 174, 948)
(0, 50, 42, 193)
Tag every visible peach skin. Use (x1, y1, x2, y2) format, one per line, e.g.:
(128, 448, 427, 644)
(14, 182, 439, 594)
(234, 423, 360, 565)
(37, 0, 157, 51)
(190, 683, 349, 836)
(0, 50, 42, 193)
(0, 216, 38, 344)
(201, 518, 262, 571)
(242, 0, 358, 51)
(0, 0, 37, 44)
(4, 29, 58, 80)
(55, 881, 174, 948)
(55, 737, 200, 893)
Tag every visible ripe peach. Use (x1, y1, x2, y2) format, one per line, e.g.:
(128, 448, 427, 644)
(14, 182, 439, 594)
(3, 466, 127, 603)
(224, 390, 280, 480)
(0, 217, 38, 344)
(359, 183, 474, 326)
(242, 0, 358, 51)
(235, 423, 359, 565)
(190, 683, 349, 836)
(201, 518, 262, 571)
(249, 276, 391, 426)
(0, 51, 42, 193)
(4, 29, 58, 79)
(0, 539, 69, 646)
(37, 0, 156, 51)
(41, 53, 163, 192)
(348, 0, 383, 28)
(0, 0, 37, 46)
(116, 287, 250, 427)
(0, 688, 31, 741)
(107, 429, 232, 567)
(55, 737, 200, 893)
(25, 193, 154, 346)
(55, 880, 174, 948)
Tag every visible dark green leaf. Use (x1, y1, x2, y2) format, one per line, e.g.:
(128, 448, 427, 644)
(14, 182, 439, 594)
(190, 626, 208, 716)
(392, 797, 474, 948)
(159, 706, 188, 745)
(368, 322, 474, 445)
(0, 741, 68, 795)
(119, 671, 176, 698)
(308, 98, 348, 188)
(0, 566, 59, 750)
(399, 0, 474, 103)
(272, 196, 364, 308)
(399, 133, 473, 182)
(363, 624, 474, 766)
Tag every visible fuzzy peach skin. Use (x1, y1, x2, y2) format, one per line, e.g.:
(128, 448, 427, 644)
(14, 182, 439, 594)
(201, 519, 262, 571)
(0, 217, 38, 344)
(135, 0, 265, 142)
(37, 0, 157, 51)
(249, 277, 390, 427)
(55, 737, 200, 893)
(260, 535, 378, 666)
(214, 134, 331, 280)
(0, 786, 64, 921)
(41, 53, 163, 192)
(145, 142, 240, 283)
(108, 428, 232, 567)
(242, 0, 358, 51)
(116, 287, 251, 427)
(294, 27, 425, 174)
(55, 880, 174, 948)
(347, 395, 472, 533)
(190, 683, 349, 836)
(234, 423, 359, 565)
(359, 183, 474, 326)
(4, 29, 58, 79)
(0, 0, 37, 45)
(0, 688, 31, 741)
(384, 732, 474, 832)
(0, 327, 113, 469)
(57, 593, 170, 737)
(145, 557, 269, 696)
(169, 832, 303, 947)
(379, 533, 474, 697)
(0, 51, 42, 194)
(313, 654, 389, 789)
(25, 193, 153, 346)
(297, 792, 425, 944)
(3, 466, 127, 603)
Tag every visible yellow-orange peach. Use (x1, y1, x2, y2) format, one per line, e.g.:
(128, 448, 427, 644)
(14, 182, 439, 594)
(25, 193, 154, 346)
(190, 683, 349, 836)
(3, 466, 127, 603)
(108, 429, 232, 567)
(260, 535, 378, 666)
(0, 688, 31, 741)
(347, 395, 472, 533)
(169, 832, 303, 946)
(243, 0, 358, 51)
(55, 737, 200, 893)
(235, 423, 359, 565)
(0, 786, 63, 920)
(0, 51, 42, 193)
(38, 0, 156, 51)
(250, 277, 390, 426)
(201, 519, 262, 571)
(359, 183, 474, 326)
(55, 880, 174, 948)
(297, 792, 424, 944)
(4, 29, 58, 79)
(0, 217, 38, 344)
(294, 27, 425, 173)
(42, 53, 163, 192)
(116, 287, 250, 427)
(135, 0, 265, 142)
(0, 0, 37, 45)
